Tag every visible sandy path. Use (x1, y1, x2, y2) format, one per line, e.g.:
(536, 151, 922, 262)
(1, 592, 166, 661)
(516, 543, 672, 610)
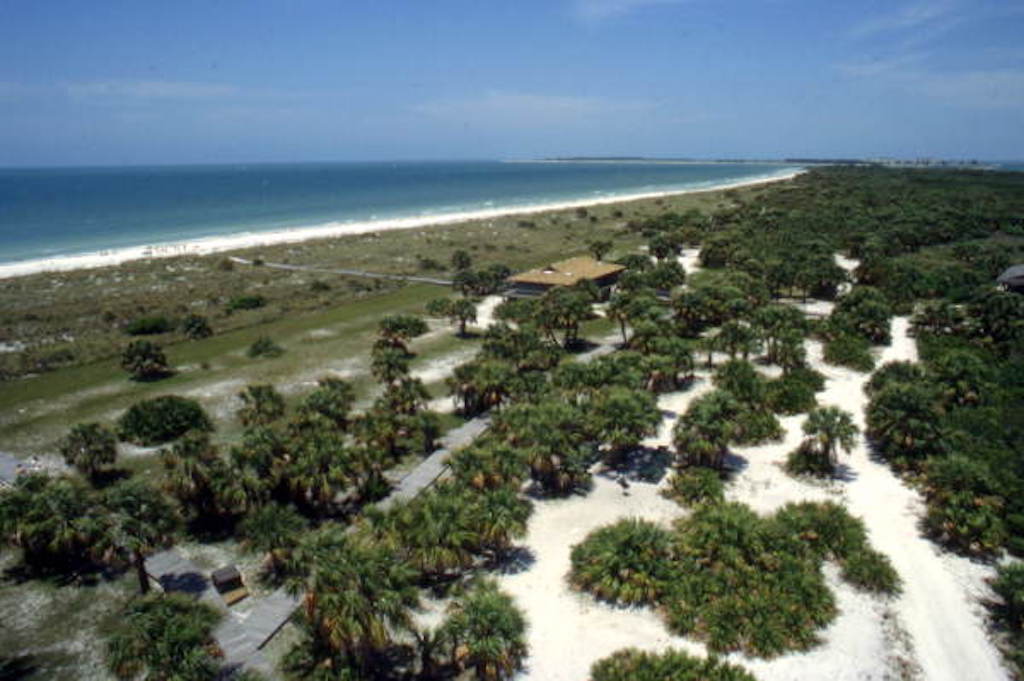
(473, 295, 503, 331)
(818, 317, 1008, 681)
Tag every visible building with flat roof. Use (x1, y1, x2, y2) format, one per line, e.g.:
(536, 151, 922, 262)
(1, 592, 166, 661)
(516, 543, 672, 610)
(505, 256, 625, 298)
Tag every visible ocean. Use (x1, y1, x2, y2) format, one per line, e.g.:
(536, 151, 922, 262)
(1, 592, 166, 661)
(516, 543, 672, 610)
(0, 161, 798, 269)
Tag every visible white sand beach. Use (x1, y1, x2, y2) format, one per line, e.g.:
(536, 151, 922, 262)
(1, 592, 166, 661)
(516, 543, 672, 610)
(0, 170, 802, 280)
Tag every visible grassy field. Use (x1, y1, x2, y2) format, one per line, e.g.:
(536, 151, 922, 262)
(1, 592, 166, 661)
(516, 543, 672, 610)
(0, 181, 769, 454)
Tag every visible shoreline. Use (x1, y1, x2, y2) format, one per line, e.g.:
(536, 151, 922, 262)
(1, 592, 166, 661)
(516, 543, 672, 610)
(0, 168, 802, 280)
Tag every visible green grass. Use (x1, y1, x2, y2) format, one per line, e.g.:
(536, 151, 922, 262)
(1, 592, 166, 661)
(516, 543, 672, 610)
(0, 284, 452, 452)
(0, 551, 137, 681)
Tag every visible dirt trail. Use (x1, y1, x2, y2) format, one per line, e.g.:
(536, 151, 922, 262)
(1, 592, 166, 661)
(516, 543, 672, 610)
(822, 317, 1008, 681)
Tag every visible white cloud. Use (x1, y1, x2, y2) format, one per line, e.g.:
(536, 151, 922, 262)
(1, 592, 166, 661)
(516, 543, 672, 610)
(66, 80, 239, 99)
(414, 91, 652, 127)
(848, 0, 958, 39)
(571, 0, 688, 21)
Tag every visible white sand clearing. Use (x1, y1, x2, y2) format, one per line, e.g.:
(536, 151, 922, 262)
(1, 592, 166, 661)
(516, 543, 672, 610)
(412, 347, 480, 385)
(473, 295, 504, 331)
(497, 384, 712, 681)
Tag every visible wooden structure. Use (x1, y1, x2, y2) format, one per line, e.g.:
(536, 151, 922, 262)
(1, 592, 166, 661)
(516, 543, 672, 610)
(212, 565, 249, 606)
(505, 256, 625, 299)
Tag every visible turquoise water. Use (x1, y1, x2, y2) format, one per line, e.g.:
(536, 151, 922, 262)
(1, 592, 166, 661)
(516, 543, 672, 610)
(0, 161, 797, 266)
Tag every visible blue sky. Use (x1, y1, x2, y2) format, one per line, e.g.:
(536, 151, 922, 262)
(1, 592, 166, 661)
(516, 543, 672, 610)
(1, 0, 1022, 166)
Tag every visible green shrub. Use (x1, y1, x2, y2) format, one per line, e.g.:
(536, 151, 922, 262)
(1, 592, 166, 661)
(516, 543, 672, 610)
(785, 440, 832, 476)
(59, 422, 118, 481)
(989, 563, 1024, 674)
(865, 383, 945, 469)
(105, 594, 223, 679)
(569, 518, 676, 606)
(125, 316, 174, 335)
(227, 294, 267, 312)
(590, 648, 758, 681)
(731, 407, 784, 445)
(824, 333, 876, 372)
(117, 395, 213, 445)
(665, 502, 835, 657)
(766, 374, 818, 414)
(248, 336, 284, 358)
(839, 549, 902, 593)
(181, 314, 212, 340)
(922, 455, 1007, 555)
(661, 467, 725, 507)
(572, 501, 899, 658)
(772, 501, 901, 594)
(864, 360, 929, 396)
(992, 564, 1024, 632)
(120, 340, 171, 381)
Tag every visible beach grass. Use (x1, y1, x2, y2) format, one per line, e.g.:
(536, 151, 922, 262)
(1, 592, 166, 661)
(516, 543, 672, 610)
(0, 181, 771, 455)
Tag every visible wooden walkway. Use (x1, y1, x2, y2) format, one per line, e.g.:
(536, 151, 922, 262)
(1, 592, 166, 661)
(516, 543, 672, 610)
(145, 550, 280, 677)
(375, 415, 490, 511)
(143, 413, 490, 678)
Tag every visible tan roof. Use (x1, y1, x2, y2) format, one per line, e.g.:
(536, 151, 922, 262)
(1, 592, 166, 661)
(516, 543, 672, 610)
(508, 256, 625, 287)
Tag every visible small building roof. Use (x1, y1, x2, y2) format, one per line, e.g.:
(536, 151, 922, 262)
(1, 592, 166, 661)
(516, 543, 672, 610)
(211, 565, 242, 588)
(507, 256, 625, 287)
(997, 264, 1024, 286)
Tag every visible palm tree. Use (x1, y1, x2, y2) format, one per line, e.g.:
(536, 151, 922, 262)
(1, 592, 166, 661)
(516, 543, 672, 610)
(378, 376, 430, 416)
(365, 486, 477, 580)
(752, 305, 806, 363)
(237, 502, 308, 580)
(802, 407, 858, 469)
(495, 400, 592, 495)
(0, 473, 107, 572)
(375, 314, 429, 353)
(103, 479, 180, 594)
(283, 430, 352, 514)
(712, 360, 767, 407)
(673, 391, 740, 470)
(449, 444, 529, 491)
(774, 329, 807, 374)
(536, 287, 592, 348)
(105, 593, 222, 680)
(439, 579, 528, 681)
(286, 527, 419, 673)
(716, 320, 761, 361)
(931, 349, 991, 407)
(120, 340, 171, 381)
(588, 239, 613, 261)
(371, 345, 412, 385)
(59, 422, 118, 483)
(447, 360, 516, 416)
(467, 487, 531, 563)
(865, 383, 945, 468)
(589, 387, 661, 467)
(296, 377, 354, 430)
(161, 433, 248, 523)
(237, 383, 286, 427)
